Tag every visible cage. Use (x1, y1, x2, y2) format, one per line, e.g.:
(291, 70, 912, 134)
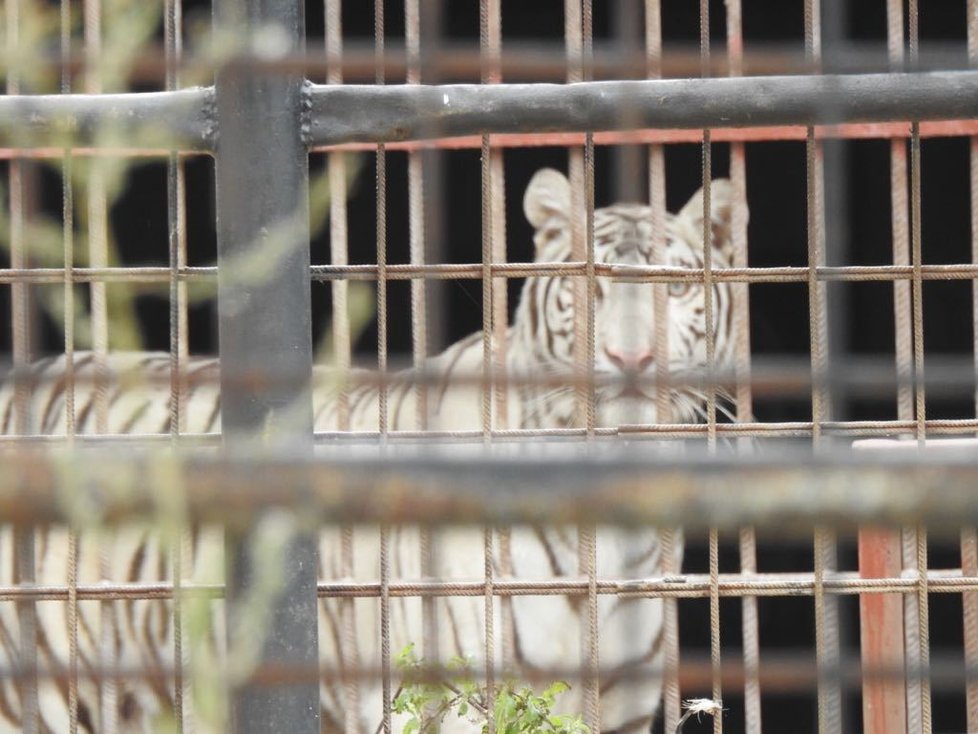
(1, 1, 978, 733)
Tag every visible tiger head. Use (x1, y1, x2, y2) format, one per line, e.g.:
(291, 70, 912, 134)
(514, 167, 743, 426)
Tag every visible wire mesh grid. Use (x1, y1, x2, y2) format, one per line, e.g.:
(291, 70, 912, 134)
(2, 1, 978, 733)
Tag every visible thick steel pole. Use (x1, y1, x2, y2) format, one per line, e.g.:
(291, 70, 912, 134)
(212, 0, 318, 731)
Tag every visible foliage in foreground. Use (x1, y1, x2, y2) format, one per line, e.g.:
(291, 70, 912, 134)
(393, 644, 590, 734)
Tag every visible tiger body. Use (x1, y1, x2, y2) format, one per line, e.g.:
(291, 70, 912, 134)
(0, 169, 741, 733)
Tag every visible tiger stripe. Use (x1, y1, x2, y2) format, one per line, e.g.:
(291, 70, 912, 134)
(0, 168, 741, 733)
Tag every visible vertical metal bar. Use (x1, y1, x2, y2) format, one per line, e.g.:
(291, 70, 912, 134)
(738, 529, 761, 732)
(487, 0, 507, 437)
(822, 0, 849, 424)
(60, 3, 79, 731)
(699, 0, 716, 451)
(907, 4, 932, 731)
(611, 0, 644, 203)
(326, 1, 350, 430)
(644, 2, 679, 730)
(478, 3, 497, 728)
(83, 2, 116, 727)
(700, 3, 721, 731)
(374, 0, 388, 442)
(582, 1, 595, 443)
(967, 4, 978, 729)
(482, 0, 513, 672)
(963, 530, 978, 729)
(582, 2, 599, 729)
(406, 0, 428, 432)
(374, 3, 392, 732)
(804, 1, 842, 731)
(6, 1, 39, 731)
(406, 0, 441, 680)
(83, 0, 109, 434)
(324, 3, 359, 729)
(565, 0, 586, 431)
(565, 3, 598, 729)
(882, 4, 925, 719)
(708, 526, 721, 734)
(166, 0, 189, 438)
(482, 520, 496, 734)
(859, 4, 911, 733)
(165, 1, 189, 730)
(322, 3, 350, 711)
(724, 2, 759, 730)
(859, 529, 908, 732)
(212, 0, 318, 730)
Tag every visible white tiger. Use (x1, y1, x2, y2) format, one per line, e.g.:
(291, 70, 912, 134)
(0, 168, 741, 733)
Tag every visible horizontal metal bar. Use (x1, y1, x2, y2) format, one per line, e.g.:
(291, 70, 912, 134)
(4, 446, 978, 530)
(4, 354, 978, 399)
(3, 418, 978, 446)
(4, 261, 978, 285)
(0, 88, 215, 151)
(4, 119, 978, 160)
(312, 119, 978, 152)
(306, 71, 978, 146)
(6, 40, 974, 85)
(0, 653, 971, 696)
(0, 570, 975, 603)
(2, 72, 976, 152)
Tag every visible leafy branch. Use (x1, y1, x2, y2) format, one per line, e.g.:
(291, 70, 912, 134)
(391, 644, 590, 734)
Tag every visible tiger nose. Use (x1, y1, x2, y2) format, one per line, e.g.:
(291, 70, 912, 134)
(603, 346, 654, 372)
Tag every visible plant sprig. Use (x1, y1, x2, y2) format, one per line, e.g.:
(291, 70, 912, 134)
(391, 644, 590, 734)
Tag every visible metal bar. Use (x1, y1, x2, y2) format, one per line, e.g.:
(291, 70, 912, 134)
(647, 53, 679, 734)
(965, 530, 978, 731)
(164, 0, 190, 729)
(22, 260, 978, 285)
(581, 1, 600, 726)
(859, 528, 907, 733)
(967, 0, 978, 727)
(11, 354, 978, 395)
(0, 652, 970, 697)
(724, 0, 759, 729)
(908, 2, 933, 731)
(861, 3, 913, 732)
(6, 0, 40, 729)
(11, 449, 978, 528)
(406, 0, 440, 689)
(407, 0, 428, 434)
(4, 71, 978, 154)
(17, 417, 978, 443)
(82, 2, 117, 731)
(373, 4, 393, 733)
(323, 4, 359, 729)
(306, 72, 978, 146)
(10, 39, 978, 84)
(645, 2, 679, 730)
(611, 0, 643, 203)
(8, 117, 978, 162)
(804, 3, 843, 731)
(307, 119, 978, 150)
(478, 2, 498, 729)
(699, 4, 722, 732)
(820, 14, 853, 728)
(5, 568, 978, 603)
(0, 89, 215, 150)
(211, 0, 318, 729)
(59, 1, 79, 728)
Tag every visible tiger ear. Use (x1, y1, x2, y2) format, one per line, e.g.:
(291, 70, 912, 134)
(678, 179, 745, 260)
(523, 168, 571, 230)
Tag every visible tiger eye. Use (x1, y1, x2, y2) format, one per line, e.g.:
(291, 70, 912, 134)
(668, 281, 692, 298)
